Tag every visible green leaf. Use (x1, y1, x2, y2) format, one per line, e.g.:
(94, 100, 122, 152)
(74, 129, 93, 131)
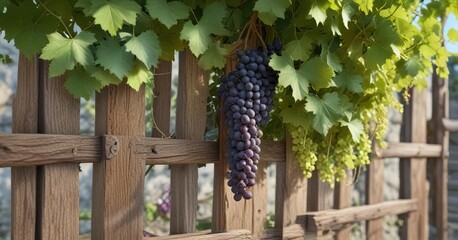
(146, 0, 189, 29)
(96, 38, 134, 79)
(65, 67, 102, 100)
(284, 36, 313, 61)
(41, 31, 97, 77)
(334, 71, 363, 93)
(448, 28, 458, 42)
(354, 0, 373, 14)
(326, 51, 342, 72)
(89, 66, 123, 88)
(279, 101, 309, 126)
(253, 0, 291, 25)
(305, 92, 343, 136)
(342, 3, 354, 29)
(198, 41, 228, 70)
(309, 1, 329, 25)
(124, 30, 161, 68)
(126, 60, 153, 91)
(152, 22, 184, 61)
(180, 1, 230, 56)
(269, 54, 309, 101)
(404, 57, 423, 76)
(340, 117, 364, 142)
(304, 57, 334, 91)
(90, 0, 141, 36)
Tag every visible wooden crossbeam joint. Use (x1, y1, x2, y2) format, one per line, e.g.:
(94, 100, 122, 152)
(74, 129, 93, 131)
(103, 135, 119, 160)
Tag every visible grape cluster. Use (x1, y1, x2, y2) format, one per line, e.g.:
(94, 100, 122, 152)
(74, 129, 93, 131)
(219, 47, 279, 201)
(290, 125, 318, 178)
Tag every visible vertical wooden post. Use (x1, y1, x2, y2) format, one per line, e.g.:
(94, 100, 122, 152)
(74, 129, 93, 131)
(334, 171, 353, 240)
(11, 54, 39, 240)
(307, 170, 332, 237)
(170, 49, 208, 234)
(36, 61, 80, 240)
(366, 157, 384, 239)
(275, 132, 307, 237)
(152, 60, 172, 138)
(431, 71, 449, 239)
(92, 82, 145, 240)
(400, 88, 428, 240)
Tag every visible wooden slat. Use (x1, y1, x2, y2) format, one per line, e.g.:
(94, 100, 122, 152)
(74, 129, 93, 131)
(366, 151, 384, 239)
(431, 66, 449, 240)
(399, 88, 428, 240)
(262, 224, 334, 240)
(275, 132, 307, 238)
(92, 82, 146, 240)
(334, 171, 352, 240)
(443, 118, 458, 132)
(152, 60, 172, 138)
(375, 142, 442, 158)
(170, 49, 208, 234)
(11, 54, 39, 240)
(0, 134, 101, 167)
(307, 174, 331, 211)
(36, 60, 80, 240)
(305, 199, 418, 232)
(146, 230, 253, 240)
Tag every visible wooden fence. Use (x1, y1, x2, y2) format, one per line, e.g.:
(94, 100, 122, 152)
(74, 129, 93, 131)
(0, 50, 452, 239)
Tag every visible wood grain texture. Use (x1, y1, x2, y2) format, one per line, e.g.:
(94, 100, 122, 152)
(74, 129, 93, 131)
(442, 118, 458, 132)
(262, 225, 334, 240)
(275, 132, 307, 238)
(11, 54, 39, 240)
(334, 171, 352, 240)
(307, 173, 331, 211)
(0, 134, 101, 166)
(92, 82, 146, 240)
(375, 142, 442, 158)
(146, 230, 253, 240)
(365, 154, 384, 239)
(431, 71, 449, 240)
(305, 199, 418, 232)
(399, 88, 428, 240)
(152, 60, 172, 138)
(170, 49, 208, 234)
(37, 60, 80, 240)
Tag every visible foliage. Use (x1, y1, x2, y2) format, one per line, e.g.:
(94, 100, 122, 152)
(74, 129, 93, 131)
(0, 0, 457, 184)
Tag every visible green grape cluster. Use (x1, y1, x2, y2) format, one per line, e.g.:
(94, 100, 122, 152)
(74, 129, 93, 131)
(290, 125, 317, 178)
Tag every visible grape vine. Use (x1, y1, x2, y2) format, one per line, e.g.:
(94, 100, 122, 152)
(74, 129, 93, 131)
(0, 0, 457, 185)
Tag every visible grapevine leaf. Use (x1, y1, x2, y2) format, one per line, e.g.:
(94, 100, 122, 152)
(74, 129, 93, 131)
(41, 31, 97, 77)
(146, 0, 189, 29)
(65, 67, 102, 100)
(96, 37, 134, 79)
(326, 51, 342, 72)
(305, 92, 343, 136)
(90, 0, 141, 36)
(90, 66, 123, 87)
(253, 0, 291, 25)
(152, 22, 184, 61)
(0, 1, 59, 57)
(279, 101, 309, 126)
(309, 1, 329, 25)
(304, 57, 335, 91)
(126, 60, 153, 91)
(448, 28, 458, 42)
(334, 71, 363, 93)
(198, 41, 228, 70)
(284, 36, 313, 61)
(364, 18, 401, 69)
(342, 3, 354, 29)
(340, 117, 364, 142)
(269, 55, 309, 101)
(75, 0, 92, 15)
(124, 30, 161, 68)
(43, 0, 74, 22)
(180, 1, 230, 56)
(404, 56, 423, 76)
(354, 0, 373, 14)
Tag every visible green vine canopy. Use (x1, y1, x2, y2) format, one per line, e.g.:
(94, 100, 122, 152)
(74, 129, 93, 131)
(1, 0, 457, 184)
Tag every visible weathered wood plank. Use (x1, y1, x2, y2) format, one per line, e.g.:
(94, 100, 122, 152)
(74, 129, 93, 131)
(443, 118, 458, 132)
(152, 60, 172, 138)
(366, 151, 384, 239)
(36, 60, 80, 240)
(146, 230, 253, 240)
(400, 88, 428, 240)
(305, 199, 418, 232)
(262, 224, 334, 240)
(92, 82, 146, 240)
(307, 173, 331, 211)
(275, 132, 307, 238)
(11, 54, 39, 240)
(431, 68, 449, 240)
(0, 134, 101, 167)
(334, 171, 352, 240)
(170, 49, 208, 234)
(374, 142, 442, 158)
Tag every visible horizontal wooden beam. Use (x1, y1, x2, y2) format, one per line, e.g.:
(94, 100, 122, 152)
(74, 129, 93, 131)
(375, 142, 442, 158)
(262, 224, 333, 239)
(0, 134, 101, 167)
(144, 230, 252, 239)
(305, 199, 418, 232)
(443, 118, 458, 132)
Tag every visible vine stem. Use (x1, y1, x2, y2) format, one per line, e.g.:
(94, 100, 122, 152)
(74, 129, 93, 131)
(37, 0, 74, 38)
